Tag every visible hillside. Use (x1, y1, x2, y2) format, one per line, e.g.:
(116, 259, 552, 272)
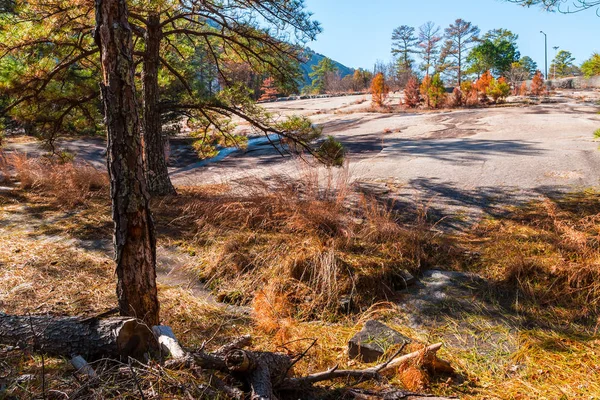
(300, 49, 355, 87)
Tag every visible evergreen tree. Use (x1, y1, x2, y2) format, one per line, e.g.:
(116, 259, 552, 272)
(309, 57, 337, 94)
(391, 25, 419, 76)
(440, 19, 480, 85)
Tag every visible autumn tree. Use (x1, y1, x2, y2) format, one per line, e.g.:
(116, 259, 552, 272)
(418, 21, 443, 77)
(403, 76, 421, 108)
(370, 72, 389, 107)
(475, 70, 494, 95)
(530, 70, 546, 95)
(258, 77, 279, 101)
(391, 25, 418, 78)
(440, 19, 480, 85)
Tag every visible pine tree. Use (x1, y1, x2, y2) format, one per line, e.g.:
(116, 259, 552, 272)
(370, 72, 389, 107)
(258, 77, 279, 102)
(440, 19, 480, 85)
(531, 70, 546, 96)
(420, 73, 446, 109)
(403, 76, 421, 108)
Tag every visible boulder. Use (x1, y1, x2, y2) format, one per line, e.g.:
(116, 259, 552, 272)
(348, 320, 411, 363)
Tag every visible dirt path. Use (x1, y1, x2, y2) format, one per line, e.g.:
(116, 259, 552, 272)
(0, 193, 249, 314)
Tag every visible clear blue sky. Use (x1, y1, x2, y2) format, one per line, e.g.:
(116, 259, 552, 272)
(303, 0, 600, 71)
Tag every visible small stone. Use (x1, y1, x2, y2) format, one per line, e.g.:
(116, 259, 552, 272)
(397, 270, 417, 288)
(348, 320, 411, 363)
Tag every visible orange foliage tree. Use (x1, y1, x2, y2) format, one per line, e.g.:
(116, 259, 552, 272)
(475, 70, 493, 94)
(258, 77, 279, 102)
(403, 76, 421, 108)
(370, 72, 389, 106)
(530, 70, 546, 96)
(519, 81, 528, 96)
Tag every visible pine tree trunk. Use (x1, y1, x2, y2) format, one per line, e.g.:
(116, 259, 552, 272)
(95, 0, 160, 327)
(142, 13, 176, 196)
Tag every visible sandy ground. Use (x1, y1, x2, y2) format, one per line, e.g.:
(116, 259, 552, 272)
(6, 89, 600, 225)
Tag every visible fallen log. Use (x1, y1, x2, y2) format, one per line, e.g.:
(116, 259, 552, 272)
(0, 313, 153, 359)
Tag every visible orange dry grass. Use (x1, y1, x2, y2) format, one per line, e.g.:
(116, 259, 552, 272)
(155, 168, 435, 318)
(7, 153, 108, 207)
(466, 192, 600, 321)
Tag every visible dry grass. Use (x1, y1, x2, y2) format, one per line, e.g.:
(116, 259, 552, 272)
(154, 167, 437, 319)
(461, 192, 600, 324)
(6, 153, 108, 207)
(2, 153, 600, 398)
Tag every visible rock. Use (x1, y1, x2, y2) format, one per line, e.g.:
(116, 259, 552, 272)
(348, 320, 411, 363)
(396, 269, 417, 289)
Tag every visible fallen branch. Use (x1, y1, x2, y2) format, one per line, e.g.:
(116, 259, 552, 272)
(280, 343, 443, 390)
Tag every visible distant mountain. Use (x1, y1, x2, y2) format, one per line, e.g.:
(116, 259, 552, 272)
(300, 50, 355, 88)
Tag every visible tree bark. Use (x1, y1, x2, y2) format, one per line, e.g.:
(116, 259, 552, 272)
(0, 313, 153, 359)
(95, 0, 160, 326)
(142, 13, 176, 196)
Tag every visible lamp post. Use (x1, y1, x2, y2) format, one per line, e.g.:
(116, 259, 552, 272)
(553, 46, 559, 79)
(540, 31, 548, 78)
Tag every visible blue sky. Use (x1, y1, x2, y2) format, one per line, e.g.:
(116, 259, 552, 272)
(303, 0, 600, 71)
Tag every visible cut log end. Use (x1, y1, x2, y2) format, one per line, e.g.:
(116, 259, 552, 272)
(115, 319, 155, 359)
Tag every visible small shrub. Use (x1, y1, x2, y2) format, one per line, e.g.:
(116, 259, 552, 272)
(370, 72, 389, 107)
(403, 76, 421, 108)
(317, 136, 346, 167)
(420, 74, 445, 109)
(594, 128, 600, 140)
(475, 70, 493, 102)
(519, 81, 528, 96)
(531, 70, 546, 96)
(486, 77, 511, 103)
(448, 87, 463, 107)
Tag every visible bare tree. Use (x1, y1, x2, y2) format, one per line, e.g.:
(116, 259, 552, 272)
(418, 21, 442, 77)
(440, 19, 480, 85)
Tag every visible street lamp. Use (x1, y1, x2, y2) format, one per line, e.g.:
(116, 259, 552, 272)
(540, 31, 548, 78)
(553, 46, 559, 79)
